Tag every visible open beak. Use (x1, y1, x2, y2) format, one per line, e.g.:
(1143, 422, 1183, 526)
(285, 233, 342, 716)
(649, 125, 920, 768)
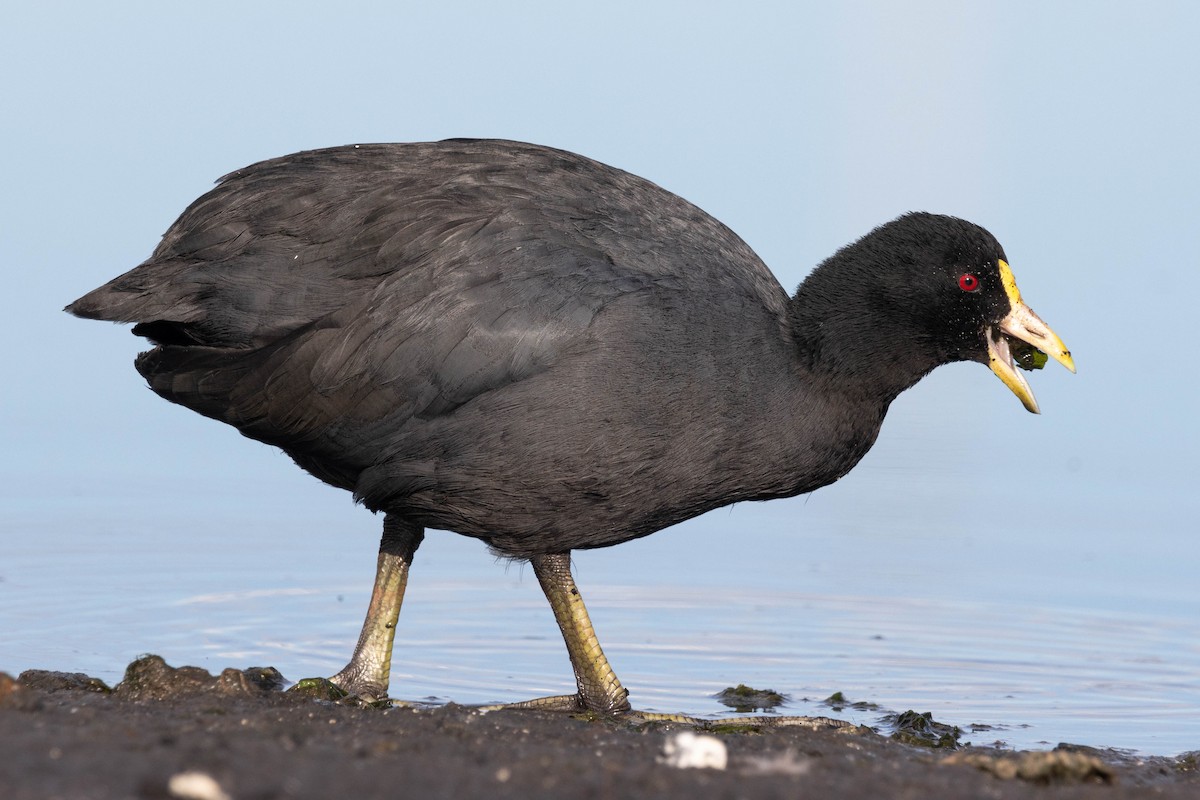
(986, 260, 1076, 414)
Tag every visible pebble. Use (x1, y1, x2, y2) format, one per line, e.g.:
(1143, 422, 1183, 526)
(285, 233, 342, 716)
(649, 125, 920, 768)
(168, 770, 232, 800)
(658, 732, 728, 770)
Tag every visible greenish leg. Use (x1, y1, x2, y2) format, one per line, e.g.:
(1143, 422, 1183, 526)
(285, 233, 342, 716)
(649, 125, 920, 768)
(329, 515, 423, 701)
(507, 552, 631, 714)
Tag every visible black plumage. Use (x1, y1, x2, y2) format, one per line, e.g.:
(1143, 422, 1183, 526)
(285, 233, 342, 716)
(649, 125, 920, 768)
(68, 139, 1073, 710)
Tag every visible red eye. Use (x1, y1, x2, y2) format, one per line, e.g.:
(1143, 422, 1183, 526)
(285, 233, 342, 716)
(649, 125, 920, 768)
(958, 273, 980, 292)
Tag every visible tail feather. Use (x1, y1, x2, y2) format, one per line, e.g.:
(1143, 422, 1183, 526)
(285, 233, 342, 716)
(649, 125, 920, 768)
(66, 255, 344, 348)
(66, 259, 206, 325)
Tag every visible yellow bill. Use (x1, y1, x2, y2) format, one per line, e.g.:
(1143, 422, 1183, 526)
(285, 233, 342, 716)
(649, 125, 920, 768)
(986, 260, 1075, 414)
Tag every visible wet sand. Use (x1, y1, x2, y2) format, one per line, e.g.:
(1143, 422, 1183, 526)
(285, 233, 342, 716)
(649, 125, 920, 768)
(2, 658, 1196, 799)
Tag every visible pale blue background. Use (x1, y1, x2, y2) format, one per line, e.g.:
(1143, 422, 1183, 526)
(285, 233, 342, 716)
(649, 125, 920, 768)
(2, 1, 1197, 752)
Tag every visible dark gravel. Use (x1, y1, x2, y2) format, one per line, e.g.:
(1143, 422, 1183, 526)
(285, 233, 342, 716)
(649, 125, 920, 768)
(2, 659, 1196, 800)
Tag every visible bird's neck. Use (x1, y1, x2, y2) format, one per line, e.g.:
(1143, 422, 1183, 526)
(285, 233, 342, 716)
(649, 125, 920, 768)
(786, 269, 941, 408)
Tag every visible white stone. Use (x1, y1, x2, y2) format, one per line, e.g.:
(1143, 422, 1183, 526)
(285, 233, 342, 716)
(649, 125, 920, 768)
(658, 731, 728, 770)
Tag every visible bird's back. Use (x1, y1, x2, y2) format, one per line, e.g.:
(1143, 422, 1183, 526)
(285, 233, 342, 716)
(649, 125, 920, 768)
(71, 141, 785, 343)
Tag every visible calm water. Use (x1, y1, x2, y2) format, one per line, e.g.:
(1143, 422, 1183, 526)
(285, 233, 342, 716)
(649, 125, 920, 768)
(3, 477, 1197, 757)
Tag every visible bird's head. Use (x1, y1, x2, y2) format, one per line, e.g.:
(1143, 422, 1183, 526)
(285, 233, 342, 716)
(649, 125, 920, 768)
(795, 212, 1075, 412)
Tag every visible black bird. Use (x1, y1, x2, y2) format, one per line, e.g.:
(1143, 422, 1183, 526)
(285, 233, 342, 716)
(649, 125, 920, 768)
(67, 139, 1074, 713)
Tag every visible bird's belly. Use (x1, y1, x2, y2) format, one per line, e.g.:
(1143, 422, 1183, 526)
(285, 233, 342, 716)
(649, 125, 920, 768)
(367, 403, 880, 559)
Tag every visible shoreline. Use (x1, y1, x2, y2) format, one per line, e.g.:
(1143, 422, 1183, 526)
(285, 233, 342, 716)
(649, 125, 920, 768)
(2, 657, 1197, 799)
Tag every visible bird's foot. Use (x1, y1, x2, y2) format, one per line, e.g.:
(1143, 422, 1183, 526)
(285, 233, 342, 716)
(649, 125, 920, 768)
(625, 711, 860, 731)
(480, 693, 584, 712)
(481, 689, 630, 715)
(476, 696, 861, 733)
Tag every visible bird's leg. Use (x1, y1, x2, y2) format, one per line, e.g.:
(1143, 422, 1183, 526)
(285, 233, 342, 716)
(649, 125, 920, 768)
(329, 515, 423, 701)
(507, 552, 631, 714)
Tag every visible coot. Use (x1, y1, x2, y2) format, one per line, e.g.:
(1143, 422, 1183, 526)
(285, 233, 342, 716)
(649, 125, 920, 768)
(68, 139, 1074, 712)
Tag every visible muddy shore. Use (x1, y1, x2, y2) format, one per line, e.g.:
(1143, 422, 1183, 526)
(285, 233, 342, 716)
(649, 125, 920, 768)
(2, 658, 1196, 799)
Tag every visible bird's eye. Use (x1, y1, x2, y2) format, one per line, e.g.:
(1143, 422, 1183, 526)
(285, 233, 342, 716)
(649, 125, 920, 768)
(958, 273, 980, 292)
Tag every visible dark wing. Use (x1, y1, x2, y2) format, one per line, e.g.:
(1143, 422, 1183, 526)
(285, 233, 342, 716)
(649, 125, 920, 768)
(68, 145, 504, 348)
(134, 209, 654, 476)
(68, 140, 788, 502)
